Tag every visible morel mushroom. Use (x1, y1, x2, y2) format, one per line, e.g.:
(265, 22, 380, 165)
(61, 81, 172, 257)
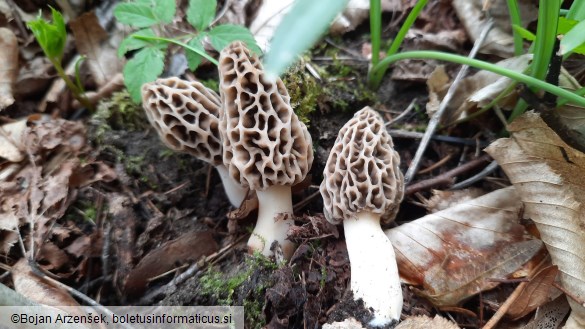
(320, 107, 404, 326)
(218, 42, 313, 259)
(142, 77, 247, 207)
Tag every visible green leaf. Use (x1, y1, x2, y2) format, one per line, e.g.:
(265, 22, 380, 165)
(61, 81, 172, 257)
(118, 28, 161, 57)
(208, 24, 261, 54)
(557, 17, 578, 35)
(151, 0, 176, 24)
(114, 3, 158, 27)
(185, 34, 206, 71)
(512, 25, 535, 41)
(263, 0, 349, 79)
(560, 19, 585, 55)
(187, 0, 217, 31)
(27, 7, 67, 62)
(123, 47, 165, 102)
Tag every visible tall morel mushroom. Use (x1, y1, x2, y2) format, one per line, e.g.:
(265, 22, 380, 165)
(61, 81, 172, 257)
(320, 107, 404, 326)
(218, 41, 313, 259)
(142, 77, 247, 207)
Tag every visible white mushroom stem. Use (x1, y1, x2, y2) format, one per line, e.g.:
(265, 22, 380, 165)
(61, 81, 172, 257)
(247, 185, 295, 259)
(344, 211, 403, 327)
(215, 164, 248, 207)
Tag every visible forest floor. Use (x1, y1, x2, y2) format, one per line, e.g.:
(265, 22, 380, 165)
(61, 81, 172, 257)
(1, 0, 580, 328)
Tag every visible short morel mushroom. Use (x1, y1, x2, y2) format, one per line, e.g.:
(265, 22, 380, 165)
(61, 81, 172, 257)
(218, 42, 313, 259)
(142, 77, 247, 207)
(320, 107, 404, 326)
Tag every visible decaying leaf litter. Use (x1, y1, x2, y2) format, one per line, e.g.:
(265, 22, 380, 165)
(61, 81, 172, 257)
(1, 0, 584, 328)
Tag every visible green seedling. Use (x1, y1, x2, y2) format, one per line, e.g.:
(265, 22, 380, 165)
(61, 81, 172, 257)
(27, 7, 93, 110)
(115, 0, 260, 102)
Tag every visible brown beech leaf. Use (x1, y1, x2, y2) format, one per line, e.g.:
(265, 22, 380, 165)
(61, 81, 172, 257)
(452, 0, 537, 57)
(0, 27, 18, 110)
(124, 230, 218, 295)
(508, 265, 560, 319)
(486, 111, 585, 328)
(69, 12, 122, 87)
(11, 258, 79, 307)
(385, 187, 543, 306)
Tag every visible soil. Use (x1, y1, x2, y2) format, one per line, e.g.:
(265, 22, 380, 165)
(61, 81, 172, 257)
(1, 1, 547, 328)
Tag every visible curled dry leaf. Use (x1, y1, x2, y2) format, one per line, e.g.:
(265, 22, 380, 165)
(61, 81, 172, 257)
(0, 27, 18, 110)
(485, 111, 585, 328)
(0, 118, 28, 163)
(508, 265, 560, 320)
(452, 0, 537, 57)
(11, 258, 79, 307)
(385, 187, 543, 306)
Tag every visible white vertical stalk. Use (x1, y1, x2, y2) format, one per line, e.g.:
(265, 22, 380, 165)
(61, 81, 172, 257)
(215, 164, 248, 207)
(248, 185, 295, 259)
(344, 211, 403, 327)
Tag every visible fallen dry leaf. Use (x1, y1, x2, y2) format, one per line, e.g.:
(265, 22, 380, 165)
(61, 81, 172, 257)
(70, 12, 123, 87)
(508, 265, 560, 320)
(422, 188, 485, 213)
(249, 0, 294, 51)
(452, 0, 537, 57)
(385, 187, 543, 306)
(0, 118, 28, 162)
(395, 315, 460, 329)
(0, 117, 114, 280)
(124, 230, 218, 295)
(11, 258, 79, 307)
(0, 27, 18, 110)
(486, 111, 585, 328)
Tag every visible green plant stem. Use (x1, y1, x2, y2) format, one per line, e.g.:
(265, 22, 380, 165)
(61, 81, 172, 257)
(133, 35, 219, 65)
(506, 0, 523, 56)
(567, 0, 585, 20)
(52, 60, 93, 110)
(369, 0, 381, 67)
(531, 0, 560, 82)
(369, 51, 585, 107)
(509, 0, 560, 122)
(368, 0, 428, 88)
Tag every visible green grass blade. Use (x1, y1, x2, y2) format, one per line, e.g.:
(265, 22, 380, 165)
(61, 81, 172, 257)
(370, 51, 585, 107)
(370, 0, 382, 67)
(567, 0, 585, 20)
(368, 0, 429, 88)
(506, 0, 524, 56)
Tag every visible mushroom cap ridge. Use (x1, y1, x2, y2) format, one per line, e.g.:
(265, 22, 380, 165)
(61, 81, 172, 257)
(320, 107, 404, 224)
(218, 41, 313, 191)
(141, 77, 223, 166)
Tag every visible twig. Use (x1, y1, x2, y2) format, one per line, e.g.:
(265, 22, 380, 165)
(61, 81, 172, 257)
(482, 281, 527, 329)
(210, 0, 232, 26)
(385, 98, 418, 126)
(405, 154, 491, 195)
(388, 129, 490, 147)
(138, 235, 246, 305)
(28, 260, 135, 329)
(403, 18, 495, 184)
(450, 160, 499, 190)
(417, 153, 453, 175)
(293, 190, 321, 213)
(553, 282, 585, 307)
